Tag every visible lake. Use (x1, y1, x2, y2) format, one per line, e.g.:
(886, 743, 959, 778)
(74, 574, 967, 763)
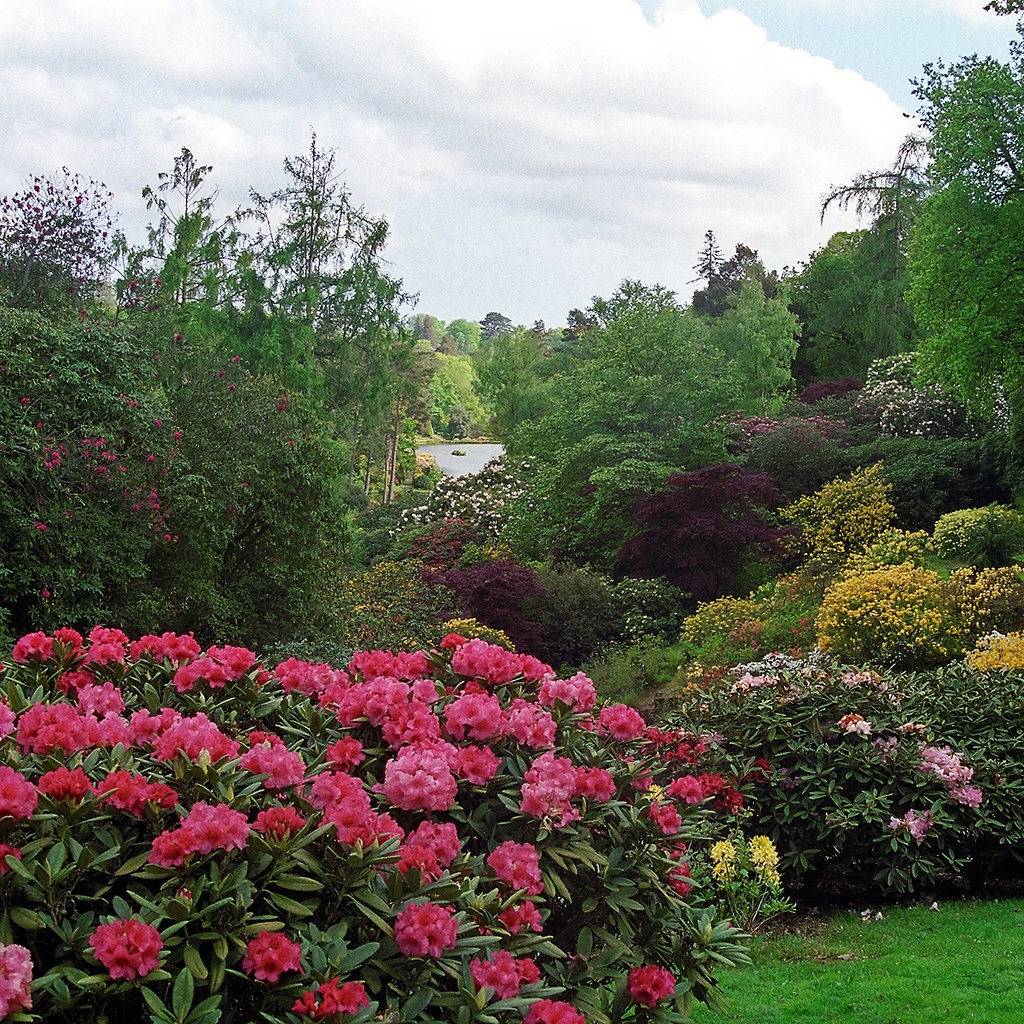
(417, 443, 504, 477)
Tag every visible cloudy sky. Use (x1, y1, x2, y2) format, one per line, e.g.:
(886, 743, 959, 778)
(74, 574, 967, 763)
(0, 0, 1018, 327)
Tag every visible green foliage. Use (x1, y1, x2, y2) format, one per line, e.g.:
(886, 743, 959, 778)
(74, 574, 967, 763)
(932, 504, 1024, 566)
(700, 834, 795, 933)
(473, 328, 551, 438)
(740, 416, 849, 501)
(609, 577, 689, 648)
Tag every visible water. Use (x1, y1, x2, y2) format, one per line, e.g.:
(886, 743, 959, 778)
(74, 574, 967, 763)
(417, 443, 504, 477)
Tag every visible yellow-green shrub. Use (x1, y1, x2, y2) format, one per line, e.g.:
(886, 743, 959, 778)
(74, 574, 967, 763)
(967, 631, 1024, 672)
(816, 563, 959, 668)
(932, 504, 1024, 567)
(782, 463, 897, 562)
(946, 566, 1024, 646)
(679, 595, 764, 667)
(438, 616, 516, 650)
(840, 528, 933, 579)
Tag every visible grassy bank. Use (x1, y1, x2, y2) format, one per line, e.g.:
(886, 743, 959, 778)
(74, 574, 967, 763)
(693, 900, 1024, 1024)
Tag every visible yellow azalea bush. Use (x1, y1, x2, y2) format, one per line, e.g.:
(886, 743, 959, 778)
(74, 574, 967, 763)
(932, 504, 1024, 567)
(782, 463, 897, 563)
(967, 631, 1024, 672)
(816, 563, 959, 668)
(946, 566, 1024, 646)
(703, 834, 794, 932)
(840, 528, 933, 579)
(438, 618, 516, 650)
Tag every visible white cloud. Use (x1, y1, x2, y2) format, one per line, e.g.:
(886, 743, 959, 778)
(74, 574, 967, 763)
(0, 0, 911, 323)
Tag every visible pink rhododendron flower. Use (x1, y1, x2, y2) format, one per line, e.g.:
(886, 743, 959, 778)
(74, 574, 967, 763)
(0, 766, 38, 820)
(83, 626, 129, 665)
(172, 658, 230, 692)
(240, 743, 306, 789)
(275, 657, 348, 697)
(524, 998, 586, 1024)
(38, 766, 94, 802)
(444, 690, 506, 741)
(487, 840, 544, 895)
(128, 707, 181, 746)
(380, 744, 457, 812)
(205, 644, 257, 677)
(379, 700, 442, 749)
(598, 704, 646, 741)
(506, 698, 557, 748)
(0, 843, 21, 874)
(538, 672, 597, 712)
(326, 736, 365, 770)
(520, 751, 579, 827)
(394, 900, 459, 957)
(647, 800, 682, 835)
(77, 681, 125, 717)
(574, 766, 616, 802)
(149, 802, 248, 866)
(242, 931, 302, 983)
(889, 809, 934, 842)
(837, 713, 872, 736)
(665, 774, 706, 804)
(0, 942, 33, 1016)
(293, 977, 369, 1018)
(129, 631, 202, 663)
(398, 821, 462, 879)
(628, 964, 677, 1007)
(471, 949, 540, 998)
(97, 770, 177, 817)
(89, 918, 162, 980)
(0, 702, 14, 740)
(451, 744, 501, 784)
(349, 649, 428, 681)
(498, 900, 544, 934)
(17, 702, 98, 755)
(152, 712, 240, 763)
(11, 631, 55, 663)
(449, 639, 532, 685)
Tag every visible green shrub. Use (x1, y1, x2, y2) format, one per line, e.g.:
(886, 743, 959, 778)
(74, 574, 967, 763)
(610, 576, 689, 647)
(741, 418, 849, 501)
(932, 504, 1024, 567)
(669, 662, 1019, 896)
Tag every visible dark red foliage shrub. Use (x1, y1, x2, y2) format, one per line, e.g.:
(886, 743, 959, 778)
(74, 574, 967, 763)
(795, 378, 863, 405)
(405, 518, 486, 569)
(434, 561, 549, 654)
(617, 465, 795, 602)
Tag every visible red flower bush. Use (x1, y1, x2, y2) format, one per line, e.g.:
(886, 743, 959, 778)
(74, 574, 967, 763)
(0, 628, 750, 1023)
(628, 964, 678, 1007)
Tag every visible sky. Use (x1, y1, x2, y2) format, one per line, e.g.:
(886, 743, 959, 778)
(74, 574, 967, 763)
(0, 0, 1019, 329)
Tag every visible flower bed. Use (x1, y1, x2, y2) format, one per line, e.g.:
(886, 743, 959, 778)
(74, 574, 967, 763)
(0, 628, 748, 1023)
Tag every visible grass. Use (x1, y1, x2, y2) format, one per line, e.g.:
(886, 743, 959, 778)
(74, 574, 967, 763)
(692, 900, 1024, 1024)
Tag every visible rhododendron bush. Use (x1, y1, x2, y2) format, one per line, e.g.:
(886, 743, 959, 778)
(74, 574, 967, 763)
(0, 628, 748, 1023)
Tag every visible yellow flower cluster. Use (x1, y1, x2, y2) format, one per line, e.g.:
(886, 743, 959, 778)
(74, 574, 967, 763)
(782, 463, 897, 560)
(840, 528, 932, 579)
(748, 835, 782, 886)
(947, 567, 1024, 646)
(710, 840, 737, 882)
(440, 618, 515, 651)
(967, 631, 1024, 672)
(680, 596, 761, 646)
(932, 504, 1024, 562)
(816, 563, 958, 668)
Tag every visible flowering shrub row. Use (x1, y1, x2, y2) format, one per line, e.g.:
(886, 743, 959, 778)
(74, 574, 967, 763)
(669, 660, 1024, 896)
(0, 627, 749, 1023)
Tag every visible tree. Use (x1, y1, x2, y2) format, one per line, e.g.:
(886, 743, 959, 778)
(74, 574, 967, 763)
(445, 318, 482, 353)
(908, 44, 1024, 453)
(504, 281, 739, 566)
(479, 311, 513, 341)
(0, 169, 118, 313)
(692, 228, 724, 288)
(690, 242, 776, 318)
(474, 327, 552, 437)
(708, 277, 800, 413)
(618, 465, 794, 602)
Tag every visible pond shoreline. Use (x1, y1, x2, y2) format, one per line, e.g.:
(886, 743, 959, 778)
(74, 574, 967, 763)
(417, 442, 504, 477)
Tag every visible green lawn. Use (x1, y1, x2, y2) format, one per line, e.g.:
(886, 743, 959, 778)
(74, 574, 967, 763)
(692, 900, 1024, 1024)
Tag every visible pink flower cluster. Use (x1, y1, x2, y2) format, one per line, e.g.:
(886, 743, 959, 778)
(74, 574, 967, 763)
(520, 751, 580, 826)
(487, 840, 544, 895)
(150, 802, 249, 867)
(628, 964, 678, 1007)
(293, 977, 369, 1019)
(393, 899, 459, 957)
(240, 741, 306, 789)
(889, 809, 934, 842)
(524, 998, 587, 1024)
(471, 949, 541, 998)
(89, 918, 162, 980)
(0, 767, 38, 820)
(310, 771, 402, 847)
(0, 943, 32, 1017)
(242, 930, 303, 983)
(919, 745, 983, 807)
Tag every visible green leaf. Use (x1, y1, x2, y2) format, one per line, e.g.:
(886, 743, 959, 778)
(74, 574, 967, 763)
(183, 944, 209, 981)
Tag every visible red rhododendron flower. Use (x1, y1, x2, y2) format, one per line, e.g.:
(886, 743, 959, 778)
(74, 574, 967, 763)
(293, 977, 369, 1019)
(498, 900, 544, 934)
(523, 998, 587, 1024)
(254, 805, 307, 839)
(471, 949, 540, 999)
(83, 626, 129, 666)
(17, 702, 98, 755)
(242, 930, 302, 983)
(665, 775, 706, 804)
(647, 800, 682, 835)
(152, 712, 240, 763)
(89, 918, 162, 980)
(487, 840, 544, 895)
(97, 770, 177, 817)
(393, 900, 459, 958)
(451, 744, 501, 785)
(325, 736, 365, 770)
(0, 766, 38, 820)
(129, 631, 202, 663)
(627, 964, 677, 1007)
(0, 844, 22, 874)
(0, 942, 33, 1016)
(76, 681, 125, 717)
(38, 766, 94, 802)
(574, 766, 616, 802)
